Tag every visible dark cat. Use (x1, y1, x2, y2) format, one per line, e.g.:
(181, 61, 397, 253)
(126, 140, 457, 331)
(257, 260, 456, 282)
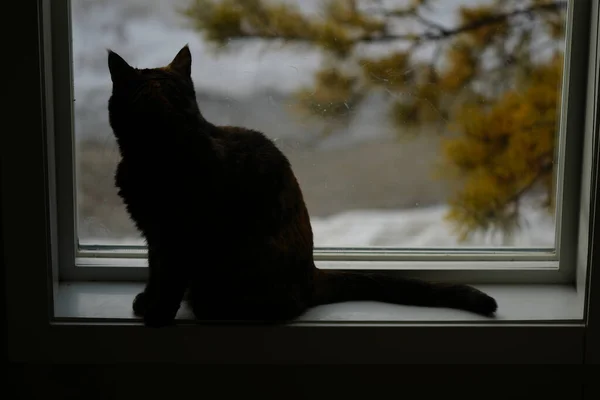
(107, 45, 498, 327)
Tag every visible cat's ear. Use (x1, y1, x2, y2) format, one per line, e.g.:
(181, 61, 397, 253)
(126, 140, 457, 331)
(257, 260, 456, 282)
(168, 45, 192, 77)
(108, 50, 135, 82)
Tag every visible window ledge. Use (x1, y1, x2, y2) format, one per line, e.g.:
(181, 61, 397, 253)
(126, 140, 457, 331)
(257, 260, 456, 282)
(55, 282, 584, 323)
(12, 282, 586, 363)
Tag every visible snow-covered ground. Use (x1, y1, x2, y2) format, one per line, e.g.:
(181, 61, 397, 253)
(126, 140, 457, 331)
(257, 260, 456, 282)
(72, 0, 559, 248)
(80, 202, 556, 249)
(311, 203, 555, 248)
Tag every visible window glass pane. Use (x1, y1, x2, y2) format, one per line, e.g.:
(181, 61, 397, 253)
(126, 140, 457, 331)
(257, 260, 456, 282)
(73, 0, 567, 249)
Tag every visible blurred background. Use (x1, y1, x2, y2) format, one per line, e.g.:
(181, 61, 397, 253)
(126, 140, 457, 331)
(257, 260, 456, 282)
(72, 0, 566, 248)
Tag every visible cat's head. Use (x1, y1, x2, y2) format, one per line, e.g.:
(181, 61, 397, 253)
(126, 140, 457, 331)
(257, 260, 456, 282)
(107, 45, 200, 145)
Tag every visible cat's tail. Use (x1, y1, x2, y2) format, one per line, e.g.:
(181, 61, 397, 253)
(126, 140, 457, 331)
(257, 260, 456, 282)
(310, 270, 498, 316)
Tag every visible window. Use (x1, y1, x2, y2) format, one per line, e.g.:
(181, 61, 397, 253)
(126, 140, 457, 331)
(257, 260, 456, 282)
(73, 0, 564, 251)
(55, 0, 593, 285)
(3, 0, 600, 364)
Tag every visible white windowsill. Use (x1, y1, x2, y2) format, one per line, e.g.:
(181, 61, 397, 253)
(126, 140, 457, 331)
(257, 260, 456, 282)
(15, 282, 587, 363)
(54, 282, 584, 323)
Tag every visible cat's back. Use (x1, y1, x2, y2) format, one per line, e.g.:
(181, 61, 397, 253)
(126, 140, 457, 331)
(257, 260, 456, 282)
(214, 125, 292, 176)
(211, 124, 305, 227)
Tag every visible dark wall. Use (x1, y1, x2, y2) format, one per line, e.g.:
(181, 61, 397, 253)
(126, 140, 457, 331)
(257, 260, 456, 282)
(5, 364, 581, 400)
(1, 157, 6, 370)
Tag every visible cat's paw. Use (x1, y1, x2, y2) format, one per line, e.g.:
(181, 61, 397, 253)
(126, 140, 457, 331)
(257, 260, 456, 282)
(132, 292, 146, 317)
(134, 292, 179, 327)
(143, 308, 177, 328)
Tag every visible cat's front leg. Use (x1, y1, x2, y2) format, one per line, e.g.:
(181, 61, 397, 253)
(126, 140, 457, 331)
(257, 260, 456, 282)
(140, 250, 188, 328)
(132, 245, 159, 319)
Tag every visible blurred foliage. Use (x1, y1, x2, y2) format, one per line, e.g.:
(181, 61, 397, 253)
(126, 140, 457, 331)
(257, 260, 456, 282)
(181, 0, 567, 241)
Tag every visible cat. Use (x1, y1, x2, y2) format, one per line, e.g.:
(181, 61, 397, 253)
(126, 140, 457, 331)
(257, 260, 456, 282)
(107, 45, 498, 328)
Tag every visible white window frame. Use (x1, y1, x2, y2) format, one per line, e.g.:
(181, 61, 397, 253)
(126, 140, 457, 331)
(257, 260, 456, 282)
(2, 0, 599, 366)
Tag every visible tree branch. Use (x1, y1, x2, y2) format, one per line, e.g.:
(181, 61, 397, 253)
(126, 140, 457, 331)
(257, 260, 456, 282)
(221, 1, 566, 45)
(415, 1, 567, 41)
(503, 155, 554, 210)
(411, 10, 448, 34)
